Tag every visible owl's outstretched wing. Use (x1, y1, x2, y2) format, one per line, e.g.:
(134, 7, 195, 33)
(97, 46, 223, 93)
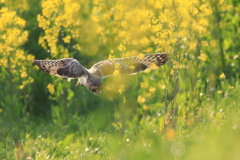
(33, 58, 87, 78)
(89, 53, 169, 79)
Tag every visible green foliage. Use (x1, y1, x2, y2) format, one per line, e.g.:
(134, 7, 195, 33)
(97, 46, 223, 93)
(0, 0, 240, 159)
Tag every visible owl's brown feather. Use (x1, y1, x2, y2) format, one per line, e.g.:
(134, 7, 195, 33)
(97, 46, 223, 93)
(33, 58, 87, 78)
(89, 53, 169, 78)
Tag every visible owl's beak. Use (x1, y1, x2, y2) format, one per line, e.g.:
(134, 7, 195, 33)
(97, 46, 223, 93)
(94, 90, 102, 96)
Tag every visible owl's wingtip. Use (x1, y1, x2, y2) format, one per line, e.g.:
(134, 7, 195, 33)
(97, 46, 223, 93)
(161, 52, 172, 60)
(32, 59, 40, 66)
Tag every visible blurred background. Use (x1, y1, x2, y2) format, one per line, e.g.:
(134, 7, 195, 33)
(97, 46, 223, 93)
(0, 0, 240, 159)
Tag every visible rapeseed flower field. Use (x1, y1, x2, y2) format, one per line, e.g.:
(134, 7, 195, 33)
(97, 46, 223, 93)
(0, 0, 240, 159)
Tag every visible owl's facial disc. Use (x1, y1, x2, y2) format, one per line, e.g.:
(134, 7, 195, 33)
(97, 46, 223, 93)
(89, 86, 102, 96)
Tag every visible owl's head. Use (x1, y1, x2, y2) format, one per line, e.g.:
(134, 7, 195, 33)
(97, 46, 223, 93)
(86, 76, 103, 96)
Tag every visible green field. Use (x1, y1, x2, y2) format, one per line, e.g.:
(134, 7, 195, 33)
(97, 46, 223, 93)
(0, 0, 240, 159)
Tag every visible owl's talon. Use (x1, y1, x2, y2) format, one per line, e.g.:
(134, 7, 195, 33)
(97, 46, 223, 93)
(75, 82, 82, 87)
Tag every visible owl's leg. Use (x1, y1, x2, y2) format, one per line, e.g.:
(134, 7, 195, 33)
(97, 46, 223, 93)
(75, 81, 83, 87)
(68, 78, 73, 82)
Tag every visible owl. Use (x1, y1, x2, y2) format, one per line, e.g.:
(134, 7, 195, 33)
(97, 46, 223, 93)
(33, 53, 169, 95)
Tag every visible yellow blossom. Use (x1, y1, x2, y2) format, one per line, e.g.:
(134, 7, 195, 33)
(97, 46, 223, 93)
(170, 69, 174, 75)
(144, 68, 151, 73)
(149, 63, 158, 69)
(27, 55, 35, 61)
(108, 54, 116, 60)
(47, 84, 55, 94)
(73, 44, 81, 51)
(0, 6, 35, 92)
(19, 85, 25, 90)
(210, 40, 217, 47)
(201, 41, 208, 47)
(63, 36, 71, 43)
(137, 53, 145, 60)
(20, 71, 27, 78)
(140, 37, 150, 46)
(118, 85, 125, 94)
(218, 90, 223, 94)
(189, 42, 197, 50)
(0, 58, 8, 68)
(137, 95, 146, 104)
(228, 85, 234, 89)
(159, 84, 166, 89)
(145, 93, 152, 98)
(118, 43, 126, 51)
(114, 63, 120, 69)
(181, 21, 188, 28)
(144, 47, 153, 53)
(143, 105, 149, 110)
(220, 73, 225, 79)
(199, 18, 209, 26)
(149, 87, 156, 93)
(113, 69, 120, 75)
(140, 82, 148, 88)
(198, 53, 207, 61)
(119, 31, 126, 37)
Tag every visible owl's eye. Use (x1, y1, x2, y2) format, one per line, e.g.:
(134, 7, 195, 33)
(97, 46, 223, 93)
(91, 89, 97, 92)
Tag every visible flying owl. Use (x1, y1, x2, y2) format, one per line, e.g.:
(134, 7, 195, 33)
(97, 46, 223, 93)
(33, 53, 169, 95)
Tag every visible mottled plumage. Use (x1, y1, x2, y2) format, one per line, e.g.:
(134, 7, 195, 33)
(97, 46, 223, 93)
(33, 53, 169, 95)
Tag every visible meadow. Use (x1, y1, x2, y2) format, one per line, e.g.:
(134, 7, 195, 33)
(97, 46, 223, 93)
(0, 0, 240, 159)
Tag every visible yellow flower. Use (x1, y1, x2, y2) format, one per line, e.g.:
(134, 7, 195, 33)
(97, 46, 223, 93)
(218, 90, 223, 94)
(118, 43, 126, 51)
(119, 31, 126, 37)
(19, 85, 25, 90)
(143, 105, 149, 110)
(140, 82, 148, 88)
(198, 53, 207, 61)
(118, 85, 125, 94)
(27, 55, 35, 61)
(170, 69, 174, 75)
(220, 73, 225, 79)
(137, 95, 145, 104)
(210, 40, 217, 47)
(199, 18, 209, 26)
(20, 71, 27, 78)
(201, 41, 208, 47)
(228, 85, 234, 89)
(73, 44, 81, 51)
(108, 54, 116, 60)
(140, 37, 150, 46)
(15, 17, 26, 27)
(149, 87, 156, 93)
(63, 35, 71, 43)
(0, 58, 8, 68)
(189, 42, 197, 50)
(113, 69, 120, 75)
(114, 63, 120, 70)
(47, 83, 55, 94)
(137, 53, 145, 60)
(144, 68, 151, 73)
(149, 63, 158, 69)
(159, 84, 166, 89)
(181, 21, 189, 28)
